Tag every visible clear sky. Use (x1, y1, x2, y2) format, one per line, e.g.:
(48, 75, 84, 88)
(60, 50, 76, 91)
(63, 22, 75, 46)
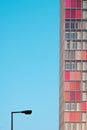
(0, 0, 59, 130)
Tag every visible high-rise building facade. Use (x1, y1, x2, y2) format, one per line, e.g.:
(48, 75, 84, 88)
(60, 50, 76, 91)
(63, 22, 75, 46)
(59, 0, 87, 130)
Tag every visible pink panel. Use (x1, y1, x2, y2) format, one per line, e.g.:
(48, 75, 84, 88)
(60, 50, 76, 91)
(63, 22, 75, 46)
(71, 0, 77, 8)
(77, 0, 81, 8)
(81, 102, 86, 111)
(70, 72, 75, 80)
(64, 112, 70, 122)
(71, 10, 76, 18)
(65, 0, 71, 8)
(64, 82, 70, 91)
(65, 10, 70, 18)
(65, 71, 70, 80)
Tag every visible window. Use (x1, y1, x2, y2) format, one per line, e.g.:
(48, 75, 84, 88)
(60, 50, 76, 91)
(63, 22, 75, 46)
(70, 42, 77, 50)
(82, 93, 86, 101)
(65, 33, 70, 39)
(65, 33, 77, 40)
(65, 23, 70, 29)
(65, 51, 75, 60)
(71, 62, 76, 70)
(65, 62, 70, 70)
(65, 41, 70, 50)
(64, 103, 70, 111)
(82, 62, 87, 70)
(82, 123, 86, 130)
(70, 123, 75, 130)
(82, 82, 87, 91)
(76, 22, 82, 29)
(82, 113, 86, 122)
(83, 32, 87, 39)
(77, 42, 82, 50)
(83, 42, 87, 49)
(76, 123, 81, 130)
(77, 32, 82, 39)
(83, 1, 87, 9)
(82, 72, 87, 81)
(75, 51, 81, 60)
(77, 62, 81, 70)
(82, 22, 87, 29)
(71, 103, 76, 111)
(71, 23, 75, 29)
(76, 103, 80, 111)
(83, 11, 87, 19)
(65, 123, 70, 130)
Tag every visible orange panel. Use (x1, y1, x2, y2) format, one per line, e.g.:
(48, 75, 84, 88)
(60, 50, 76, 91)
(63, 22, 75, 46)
(82, 51, 87, 60)
(76, 72, 81, 80)
(64, 112, 70, 122)
(75, 112, 81, 122)
(64, 82, 70, 91)
(64, 92, 70, 101)
(70, 82, 75, 90)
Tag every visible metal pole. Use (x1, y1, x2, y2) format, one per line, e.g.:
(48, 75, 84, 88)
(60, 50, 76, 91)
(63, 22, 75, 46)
(11, 112, 13, 130)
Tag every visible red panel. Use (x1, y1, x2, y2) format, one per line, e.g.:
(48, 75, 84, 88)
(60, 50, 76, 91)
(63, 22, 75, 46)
(65, 71, 70, 80)
(71, 10, 76, 18)
(71, 0, 77, 8)
(76, 10, 81, 18)
(81, 102, 86, 111)
(65, 0, 71, 8)
(75, 82, 80, 90)
(75, 92, 81, 101)
(70, 112, 75, 122)
(77, 0, 81, 8)
(70, 112, 81, 122)
(65, 10, 70, 18)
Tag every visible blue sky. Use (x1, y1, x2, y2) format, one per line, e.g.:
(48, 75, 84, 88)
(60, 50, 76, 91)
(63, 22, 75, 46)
(0, 0, 59, 130)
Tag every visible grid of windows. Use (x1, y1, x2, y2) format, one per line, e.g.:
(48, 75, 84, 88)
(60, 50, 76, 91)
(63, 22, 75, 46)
(62, 0, 87, 130)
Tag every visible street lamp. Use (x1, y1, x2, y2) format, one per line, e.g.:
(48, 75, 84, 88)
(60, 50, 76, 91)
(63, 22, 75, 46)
(11, 110, 32, 130)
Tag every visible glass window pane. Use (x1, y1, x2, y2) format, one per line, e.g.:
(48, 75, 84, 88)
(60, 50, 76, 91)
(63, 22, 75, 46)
(83, 42, 87, 49)
(82, 123, 86, 130)
(82, 93, 86, 101)
(82, 22, 87, 29)
(64, 103, 70, 111)
(65, 23, 70, 29)
(77, 62, 81, 70)
(83, 1, 87, 9)
(83, 11, 87, 19)
(82, 113, 86, 122)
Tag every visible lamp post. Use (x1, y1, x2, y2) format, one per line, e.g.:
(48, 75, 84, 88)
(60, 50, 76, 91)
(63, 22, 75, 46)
(11, 110, 32, 130)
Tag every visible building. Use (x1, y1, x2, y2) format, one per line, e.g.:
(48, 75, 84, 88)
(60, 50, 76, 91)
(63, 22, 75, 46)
(59, 0, 87, 130)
